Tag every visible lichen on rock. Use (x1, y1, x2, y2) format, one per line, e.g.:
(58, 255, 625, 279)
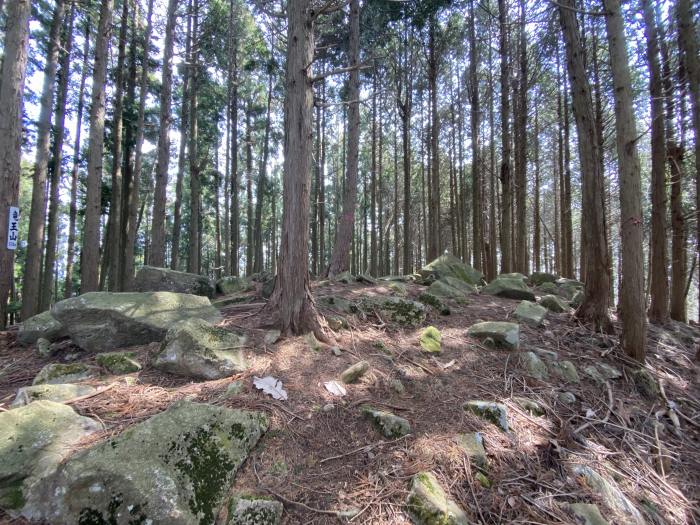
(405, 471, 469, 525)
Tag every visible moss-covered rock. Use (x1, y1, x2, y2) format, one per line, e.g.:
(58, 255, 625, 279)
(513, 397, 545, 417)
(0, 401, 101, 517)
(429, 277, 477, 301)
(513, 301, 547, 327)
(563, 502, 609, 525)
(467, 321, 519, 350)
(558, 391, 576, 404)
(154, 318, 248, 380)
(32, 363, 98, 385)
(17, 310, 65, 345)
(362, 296, 426, 326)
(455, 432, 487, 471)
(326, 316, 347, 331)
(633, 368, 659, 399)
(583, 365, 606, 386)
(362, 407, 411, 438)
(596, 363, 622, 380)
(551, 360, 580, 383)
(539, 294, 569, 313)
(317, 295, 357, 314)
(51, 291, 222, 353)
(536, 282, 560, 295)
(227, 494, 283, 525)
(418, 254, 484, 286)
(95, 351, 142, 374)
(216, 276, 254, 295)
(340, 361, 370, 384)
(330, 270, 354, 284)
(418, 292, 451, 315)
(463, 400, 509, 432)
(11, 384, 97, 408)
(529, 272, 558, 287)
(498, 272, 527, 282)
(405, 472, 469, 525)
(420, 326, 442, 353)
(571, 465, 643, 523)
(135, 265, 215, 297)
(481, 277, 535, 301)
(520, 351, 548, 380)
(387, 281, 408, 296)
(23, 401, 268, 525)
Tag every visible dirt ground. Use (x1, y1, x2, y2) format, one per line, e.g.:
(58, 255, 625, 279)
(1, 279, 699, 524)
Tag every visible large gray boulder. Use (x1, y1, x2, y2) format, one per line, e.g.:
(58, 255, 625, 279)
(134, 265, 215, 298)
(17, 310, 65, 345)
(51, 291, 222, 352)
(24, 401, 268, 525)
(467, 321, 520, 350)
(481, 276, 535, 301)
(513, 301, 547, 326)
(428, 276, 477, 301)
(0, 401, 102, 517)
(418, 254, 484, 285)
(154, 318, 248, 380)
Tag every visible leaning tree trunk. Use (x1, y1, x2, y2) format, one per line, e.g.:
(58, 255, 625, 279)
(0, 0, 31, 328)
(149, 0, 178, 268)
(558, 0, 612, 332)
(603, 0, 646, 361)
(265, 0, 325, 338)
(22, 0, 66, 319)
(328, 0, 361, 277)
(81, 0, 115, 293)
(643, 0, 669, 324)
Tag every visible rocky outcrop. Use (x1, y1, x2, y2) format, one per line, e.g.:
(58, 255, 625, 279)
(134, 265, 215, 298)
(52, 291, 222, 352)
(513, 301, 547, 326)
(418, 254, 484, 285)
(361, 296, 426, 326)
(467, 321, 520, 350)
(154, 318, 248, 380)
(32, 363, 98, 385)
(17, 311, 65, 345)
(481, 276, 535, 301)
(23, 401, 268, 525)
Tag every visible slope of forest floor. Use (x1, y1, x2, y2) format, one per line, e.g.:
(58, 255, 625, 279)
(1, 279, 699, 524)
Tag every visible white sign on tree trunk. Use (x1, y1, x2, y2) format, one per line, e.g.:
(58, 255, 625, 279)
(7, 207, 19, 250)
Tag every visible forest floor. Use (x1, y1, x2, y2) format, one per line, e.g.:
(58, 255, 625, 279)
(1, 278, 699, 524)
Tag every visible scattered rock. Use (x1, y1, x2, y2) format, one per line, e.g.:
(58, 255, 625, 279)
(95, 351, 142, 374)
(539, 294, 569, 313)
(362, 406, 411, 438)
(216, 276, 254, 295)
(340, 361, 370, 384)
(597, 363, 622, 380)
(558, 391, 577, 404)
(264, 329, 281, 345)
(419, 326, 442, 353)
(326, 316, 346, 331)
(154, 318, 248, 380)
(225, 381, 245, 397)
(513, 397, 545, 416)
(563, 502, 609, 525)
(533, 347, 559, 361)
(0, 401, 102, 516)
(418, 292, 450, 315)
(305, 332, 323, 351)
(418, 254, 484, 286)
(23, 401, 268, 525)
(32, 363, 98, 385)
(481, 276, 535, 301)
(633, 368, 659, 399)
(317, 295, 357, 314)
(455, 432, 487, 471)
(463, 400, 509, 432)
(390, 379, 405, 394)
(536, 282, 560, 295)
(11, 384, 98, 408)
(583, 365, 607, 386)
(405, 472, 469, 525)
(387, 281, 408, 296)
(331, 346, 343, 357)
(428, 277, 476, 302)
(571, 465, 644, 523)
(331, 270, 354, 284)
(52, 291, 222, 353)
(513, 301, 547, 327)
(35, 338, 51, 357)
(362, 296, 426, 326)
(475, 471, 492, 488)
(227, 494, 283, 525)
(356, 273, 377, 285)
(467, 321, 520, 350)
(134, 265, 215, 297)
(551, 360, 580, 383)
(17, 311, 65, 345)
(520, 351, 548, 380)
(529, 272, 558, 287)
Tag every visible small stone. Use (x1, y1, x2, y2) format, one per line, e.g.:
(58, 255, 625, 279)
(331, 346, 343, 357)
(558, 391, 576, 404)
(35, 338, 51, 358)
(32, 363, 98, 385)
(454, 432, 487, 471)
(597, 362, 622, 380)
(390, 379, 405, 394)
(340, 361, 370, 384)
(520, 351, 548, 380)
(633, 368, 659, 399)
(264, 329, 281, 345)
(326, 317, 345, 331)
(513, 397, 545, 416)
(322, 403, 335, 412)
(551, 360, 580, 383)
(467, 321, 519, 350)
(227, 494, 283, 525)
(305, 332, 323, 351)
(533, 347, 559, 361)
(474, 471, 492, 488)
(571, 290, 584, 307)
(362, 406, 411, 438)
(419, 326, 442, 353)
(95, 351, 142, 374)
(583, 365, 606, 385)
(539, 294, 569, 313)
(513, 301, 547, 326)
(406, 472, 469, 525)
(564, 503, 609, 525)
(463, 401, 509, 432)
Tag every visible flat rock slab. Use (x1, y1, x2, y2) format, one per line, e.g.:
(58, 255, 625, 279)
(481, 277, 535, 301)
(154, 318, 248, 380)
(135, 265, 215, 297)
(464, 400, 509, 432)
(467, 321, 520, 350)
(11, 384, 97, 408)
(406, 472, 469, 525)
(24, 401, 268, 525)
(52, 291, 222, 353)
(17, 310, 65, 345)
(0, 401, 102, 517)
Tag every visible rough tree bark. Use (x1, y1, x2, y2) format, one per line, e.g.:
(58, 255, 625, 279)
(498, 0, 512, 273)
(187, 0, 201, 275)
(427, 13, 441, 262)
(253, 69, 274, 274)
(514, 0, 527, 275)
(469, 0, 481, 271)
